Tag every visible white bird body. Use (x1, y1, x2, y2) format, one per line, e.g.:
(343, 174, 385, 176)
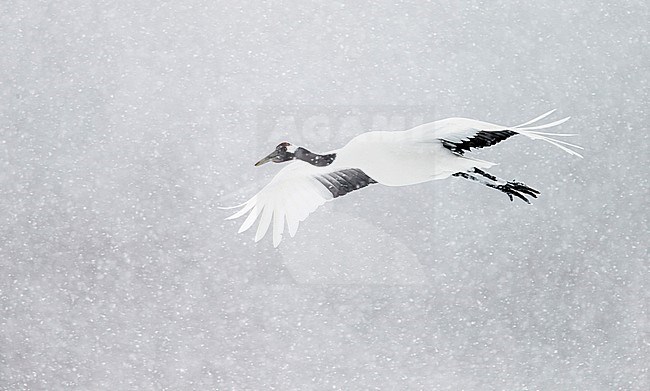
(332, 131, 491, 186)
(224, 110, 582, 247)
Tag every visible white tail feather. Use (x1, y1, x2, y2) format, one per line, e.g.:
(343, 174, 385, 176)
(513, 109, 556, 127)
(535, 136, 584, 150)
(515, 129, 583, 158)
(541, 138, 583, 157)
(515, 116, 571, 130)
(510, 113, 582, 158)
(518, 131, 577, 137)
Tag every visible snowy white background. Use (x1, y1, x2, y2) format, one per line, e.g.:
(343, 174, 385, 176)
(1, 1, 648, 389)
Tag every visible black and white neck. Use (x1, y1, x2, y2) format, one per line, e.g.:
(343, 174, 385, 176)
(254, 142, 337, 167)
(293, 147, 336, 167)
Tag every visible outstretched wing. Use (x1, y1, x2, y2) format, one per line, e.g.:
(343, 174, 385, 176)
(224, 162, 376, 247)
(412, 109, 583, 157)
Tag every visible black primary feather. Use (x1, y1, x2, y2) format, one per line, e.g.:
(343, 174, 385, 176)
(441, 130, 517, 154)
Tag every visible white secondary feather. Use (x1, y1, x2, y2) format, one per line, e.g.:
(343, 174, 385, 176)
(224, 110, 582, 246)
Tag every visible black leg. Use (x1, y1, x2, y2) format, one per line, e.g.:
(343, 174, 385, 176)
(453, 168, 540, 204)
(473, 168, 498, 181)
(452, 172, 475, 181)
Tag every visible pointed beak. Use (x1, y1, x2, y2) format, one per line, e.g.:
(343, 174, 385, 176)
(254, 150, 279, 166)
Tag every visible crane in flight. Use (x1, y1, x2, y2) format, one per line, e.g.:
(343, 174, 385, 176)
(223, 110, 582, 247)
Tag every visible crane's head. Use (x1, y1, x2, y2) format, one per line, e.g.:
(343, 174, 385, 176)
(255, 142, 297, 166)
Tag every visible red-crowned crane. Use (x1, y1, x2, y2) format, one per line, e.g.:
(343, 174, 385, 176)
(223, 110, 582, 247)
